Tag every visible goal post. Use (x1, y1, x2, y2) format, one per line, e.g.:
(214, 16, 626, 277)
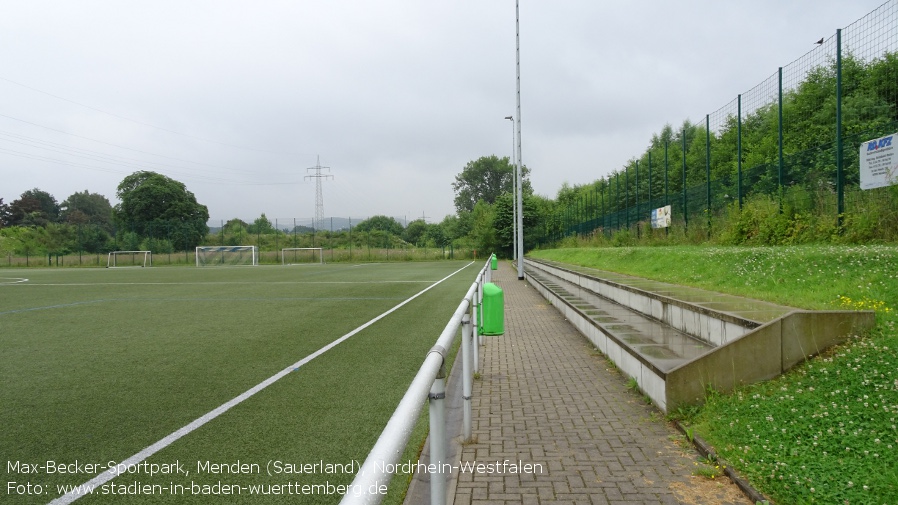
(196, 246, 258, 267)
(107, 250, 152, 268)
(281, 247, 324, 265)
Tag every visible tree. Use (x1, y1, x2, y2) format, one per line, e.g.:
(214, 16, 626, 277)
(424, 222, 449, 248)
(403, 219, 428, 244)
(114, 171, 209, 249)
(0, 198, 11, 228)
(60, 190, 113, 231)
(469, 200, 498, 254)
(354, 215, 404, 236)
(247, 213, 275, 234)
(493, 193, 515, 257)
(224, 218, 248, 231)
(494, 192, 556, 256)
(8, 188, 59, 226)
(452, 155, 531, 214)
(222, 219, 249, 246)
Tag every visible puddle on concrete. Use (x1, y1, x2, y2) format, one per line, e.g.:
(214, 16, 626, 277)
(638, 345, 682, 360)
(621, 334, 654, 345)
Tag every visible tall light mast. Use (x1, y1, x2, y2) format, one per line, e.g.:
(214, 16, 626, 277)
(515, 0, 524, 280)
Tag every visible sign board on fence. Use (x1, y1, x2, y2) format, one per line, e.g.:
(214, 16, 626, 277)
(651, 205, 671, 229)
(859, 132, 897, 190)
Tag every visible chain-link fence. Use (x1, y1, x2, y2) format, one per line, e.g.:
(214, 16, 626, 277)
(0, 217, 476, 267)
(555, 1, 898, 244)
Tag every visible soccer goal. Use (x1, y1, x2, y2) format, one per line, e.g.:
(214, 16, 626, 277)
(281, 247, 324, 265)
(196, 246, 258, 267)
(107, 250, 152, 268)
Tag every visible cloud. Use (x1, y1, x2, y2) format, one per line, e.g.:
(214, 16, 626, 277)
(0, 0, 889, 220)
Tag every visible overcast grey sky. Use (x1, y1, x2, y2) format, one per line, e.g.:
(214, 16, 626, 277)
(0, 0, 888, 226)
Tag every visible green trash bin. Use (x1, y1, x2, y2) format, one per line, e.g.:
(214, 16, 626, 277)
(490, 253, 498, 270)
(481, 282, 504, 335)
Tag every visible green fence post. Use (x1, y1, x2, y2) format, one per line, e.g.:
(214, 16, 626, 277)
(665, 140, 670, 237)
(616, 173, 620, 231)
(634, 160, 639, 230)
(706, 114, 712, 237)
(625, 163, 630, 230)
(592, 184, 599, 230)
(664, 140, 670, 205)
(648, 151, 653, 213)
(738, 94, 743, 209)
(836, 28, 844, 228)
(778, 66, 784, 213)
(682, 128, 688, 232)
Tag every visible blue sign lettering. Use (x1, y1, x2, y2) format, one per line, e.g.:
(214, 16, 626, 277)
(867, 136, 893, 151)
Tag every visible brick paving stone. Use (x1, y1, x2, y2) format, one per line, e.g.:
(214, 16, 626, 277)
(453, 262, 752, 505)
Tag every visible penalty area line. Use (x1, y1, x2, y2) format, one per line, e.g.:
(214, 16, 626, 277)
(49, 261, 474, 505)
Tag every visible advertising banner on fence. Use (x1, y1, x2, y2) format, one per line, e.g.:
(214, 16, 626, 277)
(651, 205, 671, 229)
(859, 132, 897, 190)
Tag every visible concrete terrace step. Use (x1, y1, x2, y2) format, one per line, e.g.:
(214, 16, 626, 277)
(535, 259, 793, 326)
(523, 258, 875, 413)
(527, 259, 796, 348)
(529, 269, 713, 374)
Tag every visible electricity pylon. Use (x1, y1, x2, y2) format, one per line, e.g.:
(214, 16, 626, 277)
(305, 155, 333, 232)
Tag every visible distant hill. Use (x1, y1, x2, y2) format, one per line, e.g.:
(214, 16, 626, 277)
(208, 216, 413, 235)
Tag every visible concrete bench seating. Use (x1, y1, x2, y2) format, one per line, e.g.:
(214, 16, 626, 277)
(524, 258, 874, 413)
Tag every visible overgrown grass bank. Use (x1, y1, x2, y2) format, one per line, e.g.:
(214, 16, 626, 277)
(529, 245, 898, 504)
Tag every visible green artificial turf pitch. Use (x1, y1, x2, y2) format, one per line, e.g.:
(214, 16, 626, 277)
(0, 261, 477, 504)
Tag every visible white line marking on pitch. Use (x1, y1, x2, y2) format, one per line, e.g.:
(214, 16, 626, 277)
(18, 280, 438, 287)
(49, 261, 474, 505)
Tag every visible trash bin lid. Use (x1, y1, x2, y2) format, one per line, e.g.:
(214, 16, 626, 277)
(483, 282, 502, 296)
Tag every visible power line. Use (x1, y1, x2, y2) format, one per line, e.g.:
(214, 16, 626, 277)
(0, 112, 264, 175)
(0, 145, 306, 186)
(0, 75, 304, 156)
(0, 112, 241, 172)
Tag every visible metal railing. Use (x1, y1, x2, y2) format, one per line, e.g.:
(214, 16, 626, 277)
(339, 258, 492, 505)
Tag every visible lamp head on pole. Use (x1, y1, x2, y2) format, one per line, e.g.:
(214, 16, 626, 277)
(504, 116, 513, 121)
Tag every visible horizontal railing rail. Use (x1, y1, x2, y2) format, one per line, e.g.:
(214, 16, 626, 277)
(340, 257, 493, 505)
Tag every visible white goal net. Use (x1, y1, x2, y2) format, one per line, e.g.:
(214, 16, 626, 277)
(196, 246, 258, 266)
(107, 250, 152, 268)
(281, 247, 324, 265)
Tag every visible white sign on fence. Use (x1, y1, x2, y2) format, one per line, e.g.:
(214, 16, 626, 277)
(651, 205, 671, 229)
(859, 132, 897, 190)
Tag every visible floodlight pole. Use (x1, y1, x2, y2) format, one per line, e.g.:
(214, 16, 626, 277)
(505, 115, 517, 262)
(515, 0, 524, 280)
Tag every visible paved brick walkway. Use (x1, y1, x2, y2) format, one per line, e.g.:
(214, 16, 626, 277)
(453, 262, 751, 505)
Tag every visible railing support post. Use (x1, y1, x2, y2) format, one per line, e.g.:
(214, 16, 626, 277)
(461, 314, 473, 441)
(472, 280, 481, 374)
(428, 368, 448, 505)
